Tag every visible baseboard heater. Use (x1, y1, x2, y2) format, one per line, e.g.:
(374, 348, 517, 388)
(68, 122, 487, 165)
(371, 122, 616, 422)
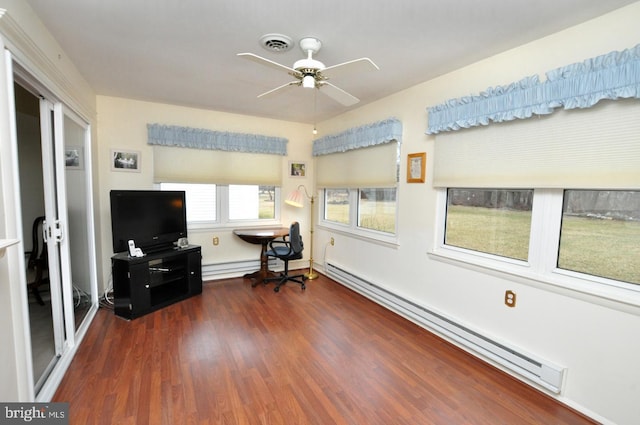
(325, 261, 565, 394)
(202, 258, 277, 280)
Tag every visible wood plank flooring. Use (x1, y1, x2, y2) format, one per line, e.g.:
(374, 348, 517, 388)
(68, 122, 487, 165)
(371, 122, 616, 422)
(53, 273, 596, 424)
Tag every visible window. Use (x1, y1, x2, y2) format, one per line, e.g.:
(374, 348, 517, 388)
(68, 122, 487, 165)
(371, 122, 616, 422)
(324, 188, 350, 224)
(229, 185, 276, 220)
(321, 187, 398, 242)
(160, 183, 279, 226)
(437, 188, 640, 297)
(358, 188, 397, 234)
(314, 119, 401, 242)
(558, 190, 640, 285)
(161, 183, 216, 222)
(445, 189, 533, 261)
(432, 100, 640, 306)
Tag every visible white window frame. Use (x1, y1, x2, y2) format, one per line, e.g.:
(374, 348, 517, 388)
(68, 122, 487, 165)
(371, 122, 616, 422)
(431, 188, 640, 311)
(158, 183, 281, 230)
(319, 187, 399, 246)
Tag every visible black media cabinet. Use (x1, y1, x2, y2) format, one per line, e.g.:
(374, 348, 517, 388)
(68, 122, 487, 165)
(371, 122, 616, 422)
(111, 245, 202, 319)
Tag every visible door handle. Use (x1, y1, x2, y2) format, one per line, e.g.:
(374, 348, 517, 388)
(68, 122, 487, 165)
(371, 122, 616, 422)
(43, 220, 64, 243)
(52, 220, 64, 243)
(42, 220, 48, 243)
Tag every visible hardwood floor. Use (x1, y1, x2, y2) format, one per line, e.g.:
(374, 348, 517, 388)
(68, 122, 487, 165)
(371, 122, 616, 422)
(53, 273, 595, 425)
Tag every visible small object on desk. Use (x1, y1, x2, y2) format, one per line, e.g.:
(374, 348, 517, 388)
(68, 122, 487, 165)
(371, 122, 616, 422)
(233, 227, 289, 286)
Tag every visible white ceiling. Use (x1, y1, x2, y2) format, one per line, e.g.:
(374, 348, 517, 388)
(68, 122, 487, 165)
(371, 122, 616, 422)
(25, 0, 637, 124)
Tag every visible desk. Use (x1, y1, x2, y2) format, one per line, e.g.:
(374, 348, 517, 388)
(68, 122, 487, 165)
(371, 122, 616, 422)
(233, 227, 288, 285)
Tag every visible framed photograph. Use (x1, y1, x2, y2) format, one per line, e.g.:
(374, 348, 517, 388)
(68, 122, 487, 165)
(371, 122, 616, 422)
(407, 152, 426, 183)
(111, 149, 141, 172)
(289, 161, 307, 177)
(65, 146, 83, 170)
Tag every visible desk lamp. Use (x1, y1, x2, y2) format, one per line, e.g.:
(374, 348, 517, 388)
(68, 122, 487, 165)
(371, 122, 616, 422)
(285, 185, 318, 280)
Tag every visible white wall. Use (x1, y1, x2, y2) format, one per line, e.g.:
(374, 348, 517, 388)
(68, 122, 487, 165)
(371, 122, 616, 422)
(96, 96, 314, 290)
(314, 3, 640, 424)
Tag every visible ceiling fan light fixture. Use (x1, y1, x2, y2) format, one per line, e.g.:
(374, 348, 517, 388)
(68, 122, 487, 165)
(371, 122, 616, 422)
(238, 35, 376, 107)
(302, 75, 315, 89)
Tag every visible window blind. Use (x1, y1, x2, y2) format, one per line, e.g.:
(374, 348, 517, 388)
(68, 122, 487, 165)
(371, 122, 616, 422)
(433, 99, 640, 189)
(153, 146, 281, 185)
(316, 141, 399, 188)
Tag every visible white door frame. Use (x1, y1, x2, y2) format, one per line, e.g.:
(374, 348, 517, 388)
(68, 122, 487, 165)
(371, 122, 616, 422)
(1, 39, 35, 403)
(38, 98, 71, 358)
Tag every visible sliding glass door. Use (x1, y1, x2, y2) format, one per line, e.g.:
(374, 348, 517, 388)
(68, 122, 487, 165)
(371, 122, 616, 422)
(11, 58, 98, 400)
(62, 110, 97, 332)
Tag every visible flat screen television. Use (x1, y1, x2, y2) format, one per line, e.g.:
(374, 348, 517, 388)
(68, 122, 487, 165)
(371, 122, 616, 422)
(110, 190, 187, 254)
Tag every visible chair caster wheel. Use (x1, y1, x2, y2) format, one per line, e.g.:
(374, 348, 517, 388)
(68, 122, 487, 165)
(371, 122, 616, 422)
(301, 284, 306, 290)
(274, 286, 280, 293)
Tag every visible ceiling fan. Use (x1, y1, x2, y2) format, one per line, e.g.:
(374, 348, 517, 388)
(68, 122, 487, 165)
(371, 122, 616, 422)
(238, 37, 379, 106)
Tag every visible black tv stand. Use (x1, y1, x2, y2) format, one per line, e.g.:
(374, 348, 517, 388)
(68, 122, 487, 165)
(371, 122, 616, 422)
(111, 245, 202, 319)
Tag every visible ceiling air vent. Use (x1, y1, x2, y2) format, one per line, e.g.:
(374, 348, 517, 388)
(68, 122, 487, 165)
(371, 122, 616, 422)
(260, 34, 293, 53)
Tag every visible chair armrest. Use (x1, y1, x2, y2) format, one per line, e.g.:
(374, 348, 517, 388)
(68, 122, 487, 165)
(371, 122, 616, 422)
(268, 239, 293, 255)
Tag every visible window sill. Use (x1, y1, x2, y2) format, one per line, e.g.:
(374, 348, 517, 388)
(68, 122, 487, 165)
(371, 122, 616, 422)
(188, 219, 282, 232)
(318, 221, 399, 248)
(428, 246, 640, 316)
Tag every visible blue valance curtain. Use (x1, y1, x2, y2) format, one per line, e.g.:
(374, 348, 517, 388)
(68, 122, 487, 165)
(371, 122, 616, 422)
(147, 123, 288, 155)
(312, 117, 402, 156)
(426, 44, 640, 134)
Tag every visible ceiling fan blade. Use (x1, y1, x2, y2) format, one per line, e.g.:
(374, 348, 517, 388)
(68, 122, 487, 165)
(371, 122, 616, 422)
(318, 82, 360, 106)
(321, 57, 379, 79)
(237, 52, 300, 75)
(257, 81, 301, 98)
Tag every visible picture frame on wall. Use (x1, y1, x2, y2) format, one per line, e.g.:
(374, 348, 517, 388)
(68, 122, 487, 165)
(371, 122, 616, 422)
(111, 149, 141, 172)
(289, 161, 307, 177)
(65, 146, 83, 170)
(407, 152, 426, 183)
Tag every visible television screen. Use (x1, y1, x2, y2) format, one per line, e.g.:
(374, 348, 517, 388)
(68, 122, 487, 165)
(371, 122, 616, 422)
(110, 190, 187, 254)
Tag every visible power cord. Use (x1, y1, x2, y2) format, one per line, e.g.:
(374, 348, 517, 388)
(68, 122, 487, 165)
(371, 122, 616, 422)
(72, 285, 90, 308)
(99, 272, 115, 310)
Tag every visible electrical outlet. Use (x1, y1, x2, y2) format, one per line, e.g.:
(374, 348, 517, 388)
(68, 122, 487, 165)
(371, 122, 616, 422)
(330, 237, 335, 246)
(504, 290, 516, 308)
(212, 236, 219, 246)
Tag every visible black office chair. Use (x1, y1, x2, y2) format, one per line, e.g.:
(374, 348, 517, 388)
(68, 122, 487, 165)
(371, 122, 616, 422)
(264, 222, 307, 292)
(26, 216, 48, 306)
